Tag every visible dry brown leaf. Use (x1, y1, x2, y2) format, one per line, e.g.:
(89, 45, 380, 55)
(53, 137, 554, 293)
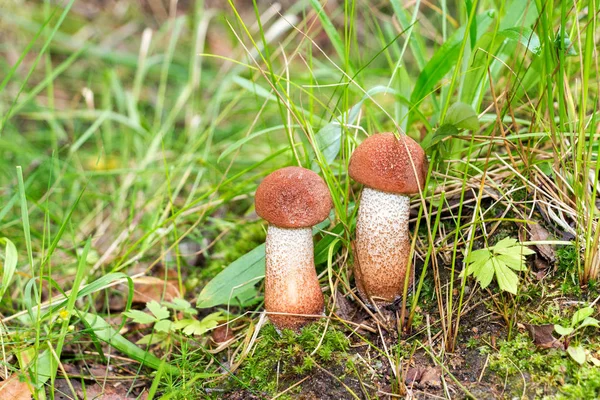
(334, 291, 356, 321)
(212, 325, 234, 344)
(0, 375, 32, 400)
(420, 367, 442, 388)
(404, 366, 423, 385)
(524, 323, 565, 350)
(529, 223, 556, 262)
(132, 276, 180, 304)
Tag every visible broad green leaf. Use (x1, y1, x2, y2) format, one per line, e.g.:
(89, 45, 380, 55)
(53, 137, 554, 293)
(198, 225, 340, 308)
(124, 310, 156, 325)
(554, 33, 578, 56)
(579, 317, 600, 329)
(0, 238, 17, 300)
(467, 249, 491, 264)
(572, 307, 595, 326)
(174, 319, 215, 336)
(497, 254, 527, 271)
(314, 223, 344, 265)
(499, 27, 541, 55)
(168, 298, 197, 314)
(445, 102, 480, 131)
(567, 345, 586, 365)
(147, 300, 170, 321)
(422, 123, 458, 150)
(45, 272, 134, 319)
(232, 76, 276, 101)
(476, 259, 495, 289)
(493, 258, 518, 294)
(137, 334, 166, 346)
(155, 320, 173, 333)
(520, 246, 536, 256)
(554, 324, 574, 336)
(197, 243, 265, 308)
(81, 312, 177, 374)
(467, 254, 490, 277)
(492, 237, 518, 250)
(312, 86, 403, 169)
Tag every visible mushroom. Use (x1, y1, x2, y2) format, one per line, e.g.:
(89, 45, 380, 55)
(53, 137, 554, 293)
(348, 133, 427, 307)
(255, 166, 332, 331)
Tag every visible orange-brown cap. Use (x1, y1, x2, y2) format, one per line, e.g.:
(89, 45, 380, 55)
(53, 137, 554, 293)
(349, 133, 427, 194)
(255, 166, 332, 228)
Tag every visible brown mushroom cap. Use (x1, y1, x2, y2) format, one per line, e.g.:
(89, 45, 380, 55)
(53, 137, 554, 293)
(348, 133, 428, 194)
(255, 166, 332, 228)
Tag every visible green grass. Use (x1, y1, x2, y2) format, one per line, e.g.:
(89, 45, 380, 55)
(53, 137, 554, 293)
(1, 0, 599, 398)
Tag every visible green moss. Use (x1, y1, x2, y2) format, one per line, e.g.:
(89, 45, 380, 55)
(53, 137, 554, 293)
(234, 323, 350, 394)
(557, 245, 579, 275)
(488, 333, 600, 398)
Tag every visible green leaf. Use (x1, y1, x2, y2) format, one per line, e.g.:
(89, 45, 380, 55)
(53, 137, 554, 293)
(81, 312, 178, 374)
(572, 307, 595, 326)
(147, 300, 170, 321)
(198, 223, 342, 308)
(476, 259, 495, 289)
(567, 345, 586, 365)
(422, 123, 459, 150)
(0, 238, 18, 300)
(499, 27, 541, 55)
(579, 317, 600, 330)
(124, 310, 156, 325)
(197, 244, 265, 308)
(463, 249, 493, 288)
(154, 320, 173, 333)
(312, 86, 400, 169)
(493, 258, 519, 294)
(492, 237, 518, 250)
(314, 223, 344, 265)
(497, 254, 527, 271)
(554, 324, 575, 336)
(174, 312, 223, 336)
(445, 102, 480, 131)
(555, 32, 578, 56)
(137, 334, 166, 346)
(168, 298, 197, 314)
(231, 76, 276, 101)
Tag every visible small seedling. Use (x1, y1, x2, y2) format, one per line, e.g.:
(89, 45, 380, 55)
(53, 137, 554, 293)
(123, 298, 223, 344)
(554, 306, 600, 365)
(463, 237, 535, 294)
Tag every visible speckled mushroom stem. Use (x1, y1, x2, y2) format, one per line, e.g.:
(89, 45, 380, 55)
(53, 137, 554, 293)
(264, 225, 324, 332)
(354, 187, 412, 307)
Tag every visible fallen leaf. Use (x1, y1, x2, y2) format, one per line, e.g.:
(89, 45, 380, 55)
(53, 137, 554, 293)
(404, 367, 423, 385)
(132, 276, 180, 304)
(529, 223, 556, 262)
(212, 325, 234, 344)
(404, 365, 442, 388)
(334, 291, 356, 321)
(420, 367, 442, 388)
(524, 323, 565, 350)
(0, 375, 32, 400)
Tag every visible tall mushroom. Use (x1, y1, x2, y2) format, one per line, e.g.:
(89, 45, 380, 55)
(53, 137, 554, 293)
(349, 133, 427, 307)
(255, 166, 332, 331)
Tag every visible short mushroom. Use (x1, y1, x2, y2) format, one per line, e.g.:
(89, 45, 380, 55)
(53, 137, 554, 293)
(349, 133, 427, 307)
(255, 166, 332, 331)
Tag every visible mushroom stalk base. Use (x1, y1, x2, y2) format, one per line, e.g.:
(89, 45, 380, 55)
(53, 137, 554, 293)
(354, 187, 412, 307)
(265, 225, 324, 331)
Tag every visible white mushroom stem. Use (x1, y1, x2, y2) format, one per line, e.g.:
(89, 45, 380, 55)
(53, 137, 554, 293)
(264, 225, 324, 330)
(354, 187, 412, 306)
